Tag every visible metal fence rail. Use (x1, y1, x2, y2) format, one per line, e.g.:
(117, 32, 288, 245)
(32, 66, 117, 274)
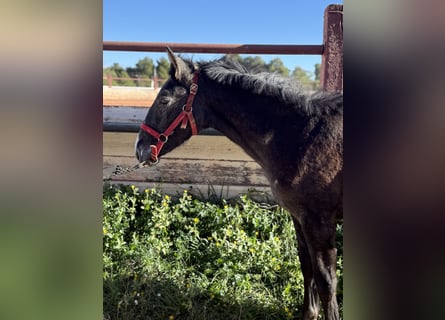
(103, 42, 324, 55)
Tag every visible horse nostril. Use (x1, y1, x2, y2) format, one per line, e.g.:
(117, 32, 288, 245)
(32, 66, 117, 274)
(135, 144, 143, 162)
(135, 144, 149, 163)
(135, 135, 143, 162)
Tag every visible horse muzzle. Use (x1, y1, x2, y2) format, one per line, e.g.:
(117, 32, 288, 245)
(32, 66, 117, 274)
(135, 141, 160, 166)
(144, 145, 160, 166)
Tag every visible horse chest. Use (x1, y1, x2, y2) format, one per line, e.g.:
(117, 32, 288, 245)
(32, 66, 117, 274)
(269, 160, 342, 219)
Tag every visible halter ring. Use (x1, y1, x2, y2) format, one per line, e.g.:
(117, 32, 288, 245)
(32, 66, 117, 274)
(158, 134, 168, 143)
(182, 104, 192, 112)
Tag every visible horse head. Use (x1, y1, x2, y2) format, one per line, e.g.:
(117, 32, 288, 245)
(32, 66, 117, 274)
(135, 48, 201, 165)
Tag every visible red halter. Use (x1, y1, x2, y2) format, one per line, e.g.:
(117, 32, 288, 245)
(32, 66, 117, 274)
(140, 71, 199, 164)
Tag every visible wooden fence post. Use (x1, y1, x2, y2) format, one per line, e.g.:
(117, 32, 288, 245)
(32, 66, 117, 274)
(153, 68, 158, 90)
(320, 4, 343, 92)
(107, 73, 113, 88)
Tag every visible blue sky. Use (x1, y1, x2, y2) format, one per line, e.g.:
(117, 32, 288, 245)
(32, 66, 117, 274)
(103, 0, 342, 76)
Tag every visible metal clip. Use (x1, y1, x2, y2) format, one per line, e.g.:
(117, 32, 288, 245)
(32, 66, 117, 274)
(189, 83, 198, 95)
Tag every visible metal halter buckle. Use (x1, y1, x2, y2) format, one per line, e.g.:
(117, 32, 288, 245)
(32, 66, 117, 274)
(189, 83, 198, 95)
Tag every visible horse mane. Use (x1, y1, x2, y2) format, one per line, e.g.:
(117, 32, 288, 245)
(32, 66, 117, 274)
(188, 56, 343, 117)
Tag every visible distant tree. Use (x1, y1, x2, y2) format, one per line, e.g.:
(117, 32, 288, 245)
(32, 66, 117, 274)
(225, 54, 243, 64)
(125, 66, 138, 78)
(103, 63, 134, 86)
(118, 69, 135, 86)
(267, 58, 290, 76)
(108, 63, 125, 76)
(314, 63, 321, 81)
(292, 67, 316, 91)
(126, 57, 154, 79)
(103, 58, 322, 89)
(124, 57, 154, 86)
(243, 56, 268, 72)
(103, 67, 118, 86)
(137, 57, 154, 77)
(225, 55, 289, 76)
(156, 57, 170, 79)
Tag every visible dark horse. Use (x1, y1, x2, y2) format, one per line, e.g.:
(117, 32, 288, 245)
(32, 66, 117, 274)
(135, 48, 343, 320)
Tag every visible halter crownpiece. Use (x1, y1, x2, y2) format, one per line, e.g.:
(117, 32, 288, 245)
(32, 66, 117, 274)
(140, 71, 199, 165)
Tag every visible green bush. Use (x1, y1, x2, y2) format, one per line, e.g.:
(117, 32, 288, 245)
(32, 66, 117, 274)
(103, 185, 343, 320)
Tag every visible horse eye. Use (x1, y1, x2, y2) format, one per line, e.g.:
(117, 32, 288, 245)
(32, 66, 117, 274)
(159, 97, 170, 105)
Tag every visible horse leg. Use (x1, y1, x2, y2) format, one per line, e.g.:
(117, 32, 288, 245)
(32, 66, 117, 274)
(301, 210, 339, 320)
(292, 217, 320, 320)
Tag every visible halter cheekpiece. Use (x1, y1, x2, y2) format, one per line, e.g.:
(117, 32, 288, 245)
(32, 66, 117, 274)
(140, 71, 199, 164)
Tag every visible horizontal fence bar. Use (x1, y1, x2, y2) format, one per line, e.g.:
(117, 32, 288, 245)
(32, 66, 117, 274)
(103, 122, 221, 135)
(103, 41, 324, 55)
(103, 77, 152, 81)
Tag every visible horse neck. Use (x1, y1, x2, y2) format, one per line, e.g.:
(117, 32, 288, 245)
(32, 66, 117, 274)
(197, 79, 301, 170)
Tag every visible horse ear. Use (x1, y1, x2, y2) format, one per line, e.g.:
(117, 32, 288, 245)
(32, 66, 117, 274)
(166, 47, 192, 82)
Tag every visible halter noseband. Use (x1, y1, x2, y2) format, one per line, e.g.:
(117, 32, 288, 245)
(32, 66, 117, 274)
(140, 71, 199, 164)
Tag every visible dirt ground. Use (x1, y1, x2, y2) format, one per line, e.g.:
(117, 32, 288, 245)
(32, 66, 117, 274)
(103, 86, 159, 107)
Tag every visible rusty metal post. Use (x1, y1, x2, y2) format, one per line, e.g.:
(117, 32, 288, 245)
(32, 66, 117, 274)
(107, 73, 113, 88)
(320, 4, 343, 92)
